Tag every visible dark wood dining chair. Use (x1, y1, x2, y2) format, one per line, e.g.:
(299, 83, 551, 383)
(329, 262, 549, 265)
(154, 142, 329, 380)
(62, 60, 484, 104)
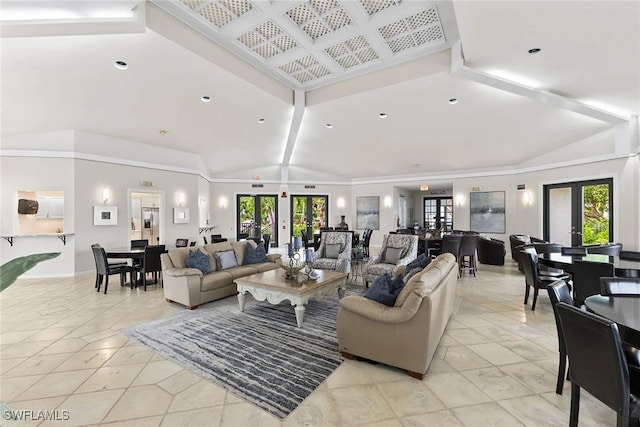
(600, 277, 640, 297)
(130, 239, 148, 248)
(547, 280, 573, 395)
(520, 248, 570, 311)
(133, 245, 165, 291)
(586, 242, 623, 256)
(561, 246, 587, 256)
(555, 302, 640, 427)
(91, 244, 132, 294)
(572, 260, 614, 307)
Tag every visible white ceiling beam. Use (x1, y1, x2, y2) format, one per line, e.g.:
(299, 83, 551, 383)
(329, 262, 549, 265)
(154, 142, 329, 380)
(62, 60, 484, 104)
(281, 90, 305, 167)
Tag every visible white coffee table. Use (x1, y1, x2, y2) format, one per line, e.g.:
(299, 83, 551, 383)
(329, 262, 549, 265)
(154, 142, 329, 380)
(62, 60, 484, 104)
(235, 268, 347, 327)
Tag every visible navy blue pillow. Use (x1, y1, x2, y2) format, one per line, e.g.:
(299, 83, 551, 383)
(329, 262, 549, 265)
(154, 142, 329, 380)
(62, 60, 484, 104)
(185, 249, 211, 274)
(244, 242, 268, 265)
(404, 253, 430, 278)
(364, 273, 405, 306)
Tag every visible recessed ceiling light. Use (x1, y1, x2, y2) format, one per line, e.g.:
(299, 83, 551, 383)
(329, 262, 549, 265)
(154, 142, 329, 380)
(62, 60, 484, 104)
(379, 113, 387, 119)
(114, 60, 128, 70)
(257, 118, 265, 124)
(528, 48, 541, 54)
(325, 123, 333, 128)
(448, 98, 458, 104)
(201, 96, 211, 103)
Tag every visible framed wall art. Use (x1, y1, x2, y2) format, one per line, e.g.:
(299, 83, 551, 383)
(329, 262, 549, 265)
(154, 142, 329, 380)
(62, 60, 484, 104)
(173, 207, 190, 224)
(356, 196, 380, 230)
(470, 191, 505, 233)
(93, 206, 117, 226)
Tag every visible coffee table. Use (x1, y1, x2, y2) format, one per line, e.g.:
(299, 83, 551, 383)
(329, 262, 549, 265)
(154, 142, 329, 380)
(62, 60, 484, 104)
(235, 268, 347, 327)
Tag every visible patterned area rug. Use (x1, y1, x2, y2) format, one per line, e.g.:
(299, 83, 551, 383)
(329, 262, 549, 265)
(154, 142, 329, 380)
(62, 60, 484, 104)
(124, 284, 364, 419)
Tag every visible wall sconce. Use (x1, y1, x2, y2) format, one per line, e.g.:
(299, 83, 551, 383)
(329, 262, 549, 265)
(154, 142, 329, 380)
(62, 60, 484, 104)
(102, 188, 110, 204)
(522, 190, 533, 206)
(337, 197, 345, 209)
(219, 196, 228, 209)
(455, 193, 465, 207)
(383, 196, 392, 208)
(178, 193, 185, 206)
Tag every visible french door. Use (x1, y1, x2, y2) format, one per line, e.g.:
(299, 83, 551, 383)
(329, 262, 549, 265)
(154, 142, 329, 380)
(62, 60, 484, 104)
(423, 197, 453, 231)
(236, 194, 278, 246)
(290, 195, 328, 239)
(543, 178, 613, 247)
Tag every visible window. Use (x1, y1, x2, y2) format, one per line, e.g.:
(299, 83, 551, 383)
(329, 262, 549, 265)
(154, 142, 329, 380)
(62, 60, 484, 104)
(423, 197, 453, 231)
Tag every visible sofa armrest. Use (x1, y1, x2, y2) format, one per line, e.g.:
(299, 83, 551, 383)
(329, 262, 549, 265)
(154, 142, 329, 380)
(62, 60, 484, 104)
(164, 268, 203, 278)
(339, 295, 417, 324)
(266, 254, 282, 263)
(366, 255, 382, 266)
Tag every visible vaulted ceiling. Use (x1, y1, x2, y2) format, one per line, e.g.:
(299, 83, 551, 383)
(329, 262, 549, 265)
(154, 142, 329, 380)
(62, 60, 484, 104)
(1, 1, 638, 181)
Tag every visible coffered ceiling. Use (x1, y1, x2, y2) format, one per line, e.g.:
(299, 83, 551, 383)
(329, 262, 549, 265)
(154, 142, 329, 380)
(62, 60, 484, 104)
(1, 1, 638, 182)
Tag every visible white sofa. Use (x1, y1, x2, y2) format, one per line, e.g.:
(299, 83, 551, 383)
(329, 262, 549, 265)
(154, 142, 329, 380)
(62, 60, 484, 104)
(160, 240, 281, 309)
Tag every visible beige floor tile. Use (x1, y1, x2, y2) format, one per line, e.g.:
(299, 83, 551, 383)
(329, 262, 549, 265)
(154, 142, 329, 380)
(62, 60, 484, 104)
(15, 369, 95, 401)
(219, 402, 281, 427)
(540, 391, 616, 427)
(467, 343, 528, 365)
(160, 407, 224, 427)
(452, 314, 494, 328)
(442, 346, 492, 371)
(1, 340, 55, 359)
(498, 395, 570, 427)
(501, 339, 557, 361)
(0, 329, 40, 344)
(82, 334, 129, 350)
(0, 396, 67, 427)
(283, 391, 342, 426)
(167, 380, 227, 413)
(40, 389, 125, 427)
(499, 362, 557, 394)
(402, 409, 464, 427)
(0, 357, 25, 375)
(38, 338, 88, 355)
(378, 379, 446, 417)
(75, 363, 146, 393)
(330, 384, 395, 425)
(423, 372, 492, 408)
(22, 328, 73, 342)
(471, 325, 523, 342)
(100, 415, 163, 427)
(451, 402, 525, 427)
(460, 367, 534, 400)
(157, 370, 202, 395)
(325, 359, 373, 389)
(361, 362, 409, 383)
(53, 348, 119, 372)
(131, 360, 184, 386)
(103, 385, 172, 422)
(104, 345, 154, 366)
(446, 329, 493, 345)
(3, 353, 72, 377)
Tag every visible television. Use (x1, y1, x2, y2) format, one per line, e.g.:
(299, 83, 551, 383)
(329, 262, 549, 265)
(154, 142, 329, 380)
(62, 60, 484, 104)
(18, 199, 39, 214)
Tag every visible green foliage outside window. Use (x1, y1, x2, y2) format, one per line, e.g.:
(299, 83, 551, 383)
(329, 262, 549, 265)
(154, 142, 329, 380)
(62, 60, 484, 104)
(582, 184, 610, 245)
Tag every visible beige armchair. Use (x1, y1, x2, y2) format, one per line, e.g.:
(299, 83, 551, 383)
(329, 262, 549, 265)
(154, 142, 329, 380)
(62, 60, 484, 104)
(364, 234, 418, 286)
(337, 253, 458, 379)
(312, 231, 352, 274)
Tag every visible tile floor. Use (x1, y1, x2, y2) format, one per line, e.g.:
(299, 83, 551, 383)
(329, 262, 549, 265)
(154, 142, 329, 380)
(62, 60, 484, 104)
(0, 258, 619, 426)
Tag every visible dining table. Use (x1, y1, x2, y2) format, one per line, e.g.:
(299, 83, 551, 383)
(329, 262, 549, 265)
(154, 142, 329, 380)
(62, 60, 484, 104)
(538, 253, 640, 276)
(584, 294, 640, 347)
(106, 247, 146, 288)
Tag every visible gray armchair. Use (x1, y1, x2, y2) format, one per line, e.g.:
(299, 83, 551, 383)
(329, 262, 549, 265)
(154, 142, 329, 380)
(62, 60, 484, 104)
(312, 231, 353, 274)
(364, 234, 419, 286)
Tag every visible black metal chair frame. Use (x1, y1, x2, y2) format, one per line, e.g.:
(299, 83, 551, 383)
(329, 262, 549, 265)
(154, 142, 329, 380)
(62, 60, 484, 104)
(520, 248, 570, 311)
(547, 280, 573, 395)
(92, 244, 132, 294)
(133, 245, 165, 291)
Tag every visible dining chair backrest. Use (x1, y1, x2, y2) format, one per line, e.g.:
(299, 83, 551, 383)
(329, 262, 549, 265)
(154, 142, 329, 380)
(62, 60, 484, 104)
(520, 248, 540, 288)
(600, 277, 640, 297)
(91, 245, 109, 275)
(555, 302, 633, 423)
(547, 280, 573, 394)
(572, 260, 614, 307)
(175, 238, 189, 247)
(620, 250, 640, 261)
(262, 234, 271, 253)
(587, 243, 623, 256)
(533, 242, 562, 254)
(458, 235, 479, 258)
(143, 245, 165, 273)
(131, 239, 148, 248)
(561, 246, 587, 256)
(441, 234, 462, 259)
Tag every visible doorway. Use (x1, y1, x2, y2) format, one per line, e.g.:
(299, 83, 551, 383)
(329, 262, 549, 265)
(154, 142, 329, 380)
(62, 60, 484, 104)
(130, 192, 163, 245)
(423, 197, 453, 231)
(543, 178, 613, 246)
(291, 195, 328, 239)
(236, 194, 278, 245)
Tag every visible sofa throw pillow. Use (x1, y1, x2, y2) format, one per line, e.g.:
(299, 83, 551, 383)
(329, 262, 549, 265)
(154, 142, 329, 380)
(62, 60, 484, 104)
(185, 249, 211, 274)
(215, 250, 238, 270)
(325, 243, 341, 259)
(384, 247, 404, 264)
(364, 273, 405, 306)
(244, 242, 268, 265)
(404, 253, 430, 278)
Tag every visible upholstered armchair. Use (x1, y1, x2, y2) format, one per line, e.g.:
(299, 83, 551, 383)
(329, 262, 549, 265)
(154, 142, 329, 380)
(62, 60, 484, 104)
(312, 231, 353, 274)
(364, 234, 419, 286)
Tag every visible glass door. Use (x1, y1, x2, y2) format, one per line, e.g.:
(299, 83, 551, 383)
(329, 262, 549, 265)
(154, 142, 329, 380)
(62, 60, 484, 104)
(423, 197, 453, 231)
(236, 194, 278, 246)
(543, 178, 613, 246)
(291, 195, 328, 240)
